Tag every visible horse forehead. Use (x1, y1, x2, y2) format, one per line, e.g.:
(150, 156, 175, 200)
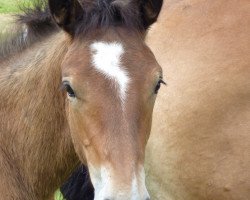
(90, 41, 130, 104)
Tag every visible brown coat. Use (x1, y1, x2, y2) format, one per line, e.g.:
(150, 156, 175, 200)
(145, 0, 250, 199)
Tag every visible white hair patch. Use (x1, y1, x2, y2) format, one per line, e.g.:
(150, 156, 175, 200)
(90, 41, 130, 105)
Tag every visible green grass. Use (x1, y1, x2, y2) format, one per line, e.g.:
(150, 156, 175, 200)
(54, 189, 65, 200)
(0, 0, 33, 31)
(0, 0, 31, 14)
(0, 0, 19, 13)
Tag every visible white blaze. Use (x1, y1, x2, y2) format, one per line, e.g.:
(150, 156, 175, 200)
(90, 41, 130, 105)
(89, 165, 150, 200)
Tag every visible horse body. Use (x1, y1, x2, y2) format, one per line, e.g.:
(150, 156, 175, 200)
(146, 0, 250, 199)
(0, 32, 78, 200)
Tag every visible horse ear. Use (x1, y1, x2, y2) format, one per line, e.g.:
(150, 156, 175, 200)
(48, 0, 83, 35)
(140, 0, 163, 29)
(112, 0, 163, 30)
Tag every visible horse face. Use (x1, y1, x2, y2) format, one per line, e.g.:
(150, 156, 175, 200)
(61, 30, 163, 200)
(49, 0, 163, 199)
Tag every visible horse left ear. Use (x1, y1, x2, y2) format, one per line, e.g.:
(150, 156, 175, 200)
(49, 0, 83, 35)
(140, 0, 163, 29)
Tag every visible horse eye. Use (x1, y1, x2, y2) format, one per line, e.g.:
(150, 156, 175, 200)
(155, 79, 166, 94)
(62, 82, 76, 98)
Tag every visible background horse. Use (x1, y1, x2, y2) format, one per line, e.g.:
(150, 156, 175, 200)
(146, 0, 250, 199)
(0, 0, 163, 199)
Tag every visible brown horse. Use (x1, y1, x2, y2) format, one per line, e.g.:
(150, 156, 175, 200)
(145, 0, 250, 199)
(0, 0, 164, 199)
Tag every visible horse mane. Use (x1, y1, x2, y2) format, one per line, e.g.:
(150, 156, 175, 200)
(0, 0, 58, 61)
(73, 0, 143, 36)
(0, 0, 148, 61)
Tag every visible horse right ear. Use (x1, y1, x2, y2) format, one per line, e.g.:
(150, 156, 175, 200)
(48, 0, 83, 35)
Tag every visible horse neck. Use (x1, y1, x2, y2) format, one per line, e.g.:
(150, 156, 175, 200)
(0, 32, 79, 200)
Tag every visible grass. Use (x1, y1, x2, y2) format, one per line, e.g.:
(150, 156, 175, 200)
(54, 189, 65, 200)
(0, 0, 22, 13)
(0, 0, 32, 32)
(0, 0, 22, 30)
(0, 0, 34, 14)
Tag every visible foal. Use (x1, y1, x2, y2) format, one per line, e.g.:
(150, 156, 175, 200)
(0, 0, 163, 199)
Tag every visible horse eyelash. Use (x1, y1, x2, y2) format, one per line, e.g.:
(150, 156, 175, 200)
(158, 75, 167, 86)
(160, 79, 167, 85)
(60, 83, 67, 91)
(60, 80, 71, 90)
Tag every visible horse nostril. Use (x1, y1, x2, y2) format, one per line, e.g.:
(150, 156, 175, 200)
(145, 198, 150, 200)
